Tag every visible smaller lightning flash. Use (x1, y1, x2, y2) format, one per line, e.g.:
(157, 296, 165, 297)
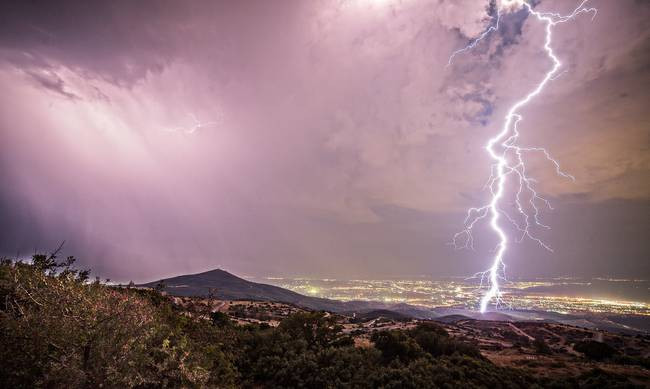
(447, 4, 500, 67)
(163, 113, 219, 135)
(449, 0, 596, 313)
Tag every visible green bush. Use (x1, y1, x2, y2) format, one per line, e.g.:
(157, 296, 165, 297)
(371, 329, 424, 363)
(210, 311, 232, 327)
(410, 322, 482, 359)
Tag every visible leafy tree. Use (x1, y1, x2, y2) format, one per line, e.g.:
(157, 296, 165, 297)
(410, 322, 482, 359)
(211, 311, 232, 327)
(371, 329, 424, 363)
(278, 311, 350, 348)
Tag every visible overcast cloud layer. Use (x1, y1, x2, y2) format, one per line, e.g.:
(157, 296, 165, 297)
(1, 0, 648, 282)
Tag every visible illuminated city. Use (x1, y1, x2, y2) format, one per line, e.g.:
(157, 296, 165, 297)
(260, 277, 650, 316)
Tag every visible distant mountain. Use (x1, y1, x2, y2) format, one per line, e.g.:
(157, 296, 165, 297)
(141, 268, 390, 313)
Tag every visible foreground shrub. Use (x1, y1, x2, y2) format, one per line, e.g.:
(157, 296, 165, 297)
(0, 255, 233, 388)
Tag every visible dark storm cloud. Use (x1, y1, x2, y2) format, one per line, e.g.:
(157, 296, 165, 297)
(0, 0, 648, 282)
(0, 0, 178, 84)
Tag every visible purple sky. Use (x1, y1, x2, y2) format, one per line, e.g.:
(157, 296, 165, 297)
(1, 0, 648, 282)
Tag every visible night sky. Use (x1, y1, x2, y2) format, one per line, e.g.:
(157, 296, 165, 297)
(0, 0, 648, 282)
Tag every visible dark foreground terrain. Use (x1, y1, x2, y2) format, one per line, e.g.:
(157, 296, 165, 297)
(1, 254, 649, 388)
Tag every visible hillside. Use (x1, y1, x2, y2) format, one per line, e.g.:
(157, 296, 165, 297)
(141, 268, 397, 313)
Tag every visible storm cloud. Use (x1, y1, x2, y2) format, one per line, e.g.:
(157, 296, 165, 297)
(0, 0, 648, 282)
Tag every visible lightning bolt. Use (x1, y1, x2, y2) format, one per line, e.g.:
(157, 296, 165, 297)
(449, 1, 596, 313)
